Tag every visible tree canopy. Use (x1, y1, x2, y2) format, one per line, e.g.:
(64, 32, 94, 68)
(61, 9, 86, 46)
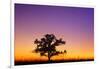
(33, 34, 66, 61)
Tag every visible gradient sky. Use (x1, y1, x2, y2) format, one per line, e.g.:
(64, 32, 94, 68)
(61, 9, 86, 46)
(15, 4, 94, 61)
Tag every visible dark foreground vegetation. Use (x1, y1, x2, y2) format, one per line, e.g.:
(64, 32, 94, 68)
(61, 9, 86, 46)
(15, 58, 94, 66)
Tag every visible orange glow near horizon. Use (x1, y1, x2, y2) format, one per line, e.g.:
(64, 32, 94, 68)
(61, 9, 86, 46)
(14, 32, 94, 62)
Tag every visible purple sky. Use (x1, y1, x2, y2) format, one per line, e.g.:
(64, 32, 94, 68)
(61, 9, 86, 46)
(15, 4, 94, 35)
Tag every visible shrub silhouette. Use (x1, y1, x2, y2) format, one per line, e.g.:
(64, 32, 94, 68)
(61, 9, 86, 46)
(33, 34, 66, 62)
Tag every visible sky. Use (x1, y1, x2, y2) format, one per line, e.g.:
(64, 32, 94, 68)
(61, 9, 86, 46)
(15, 4, 94, 61)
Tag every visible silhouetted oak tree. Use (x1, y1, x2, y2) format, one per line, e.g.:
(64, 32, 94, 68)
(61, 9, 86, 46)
(33, 34, 66, 62)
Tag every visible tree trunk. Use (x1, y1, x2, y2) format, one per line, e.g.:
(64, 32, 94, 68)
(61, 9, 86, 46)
(48, 51, 51, 62)
(48, 43, 51, 62)
(48, 56, 50, 62)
